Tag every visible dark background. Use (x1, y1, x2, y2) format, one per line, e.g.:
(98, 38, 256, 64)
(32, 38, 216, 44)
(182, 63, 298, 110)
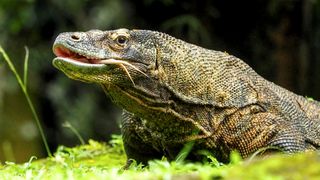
(0, 0, 320, 162)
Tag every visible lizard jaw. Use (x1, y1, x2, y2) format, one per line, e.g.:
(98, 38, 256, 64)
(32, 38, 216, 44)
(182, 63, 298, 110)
(52, 45, 108, 83)
(53, 45, 102, 64)
(52, 45, 148, 85)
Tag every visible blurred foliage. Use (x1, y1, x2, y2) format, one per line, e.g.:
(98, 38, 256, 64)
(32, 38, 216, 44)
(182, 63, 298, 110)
(1, 0, 320, 162)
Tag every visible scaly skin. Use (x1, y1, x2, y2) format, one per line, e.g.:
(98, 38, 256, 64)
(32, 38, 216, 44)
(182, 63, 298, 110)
(52, 28, 320, 164)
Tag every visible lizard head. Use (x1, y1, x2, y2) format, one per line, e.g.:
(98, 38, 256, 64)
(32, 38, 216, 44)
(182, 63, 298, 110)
(53, 28, 157, 86)
(53, 28, 179, 116)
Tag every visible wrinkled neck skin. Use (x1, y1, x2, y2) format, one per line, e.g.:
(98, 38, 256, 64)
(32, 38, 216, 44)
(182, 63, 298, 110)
(101, 33, 217, 144)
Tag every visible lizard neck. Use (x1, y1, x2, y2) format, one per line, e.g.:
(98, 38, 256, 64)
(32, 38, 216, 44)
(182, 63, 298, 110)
(152, 32, 260, 108)
(102, 83, 214, 143)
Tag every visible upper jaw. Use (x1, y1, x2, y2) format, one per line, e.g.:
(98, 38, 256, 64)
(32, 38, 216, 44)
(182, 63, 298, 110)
(52, 31, 108, 65)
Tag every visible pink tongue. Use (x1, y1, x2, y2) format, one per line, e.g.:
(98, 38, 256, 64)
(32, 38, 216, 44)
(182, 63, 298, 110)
(54, 46, 94, 64)
(88, 59, 101, 64)
(54, 47, 72, 57)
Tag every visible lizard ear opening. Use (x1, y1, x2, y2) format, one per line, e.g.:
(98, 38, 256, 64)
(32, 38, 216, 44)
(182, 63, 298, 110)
(153, 39, 160, 70)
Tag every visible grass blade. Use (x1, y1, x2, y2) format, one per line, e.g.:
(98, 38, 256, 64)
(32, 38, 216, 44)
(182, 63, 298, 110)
(62, 121, 85, 145)
(23, 46, 29, 88)
(0, 45, 52, 157)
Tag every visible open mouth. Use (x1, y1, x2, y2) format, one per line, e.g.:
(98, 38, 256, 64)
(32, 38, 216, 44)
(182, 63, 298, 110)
(53, 45, 101, 64)
(53, 45, 149, 85)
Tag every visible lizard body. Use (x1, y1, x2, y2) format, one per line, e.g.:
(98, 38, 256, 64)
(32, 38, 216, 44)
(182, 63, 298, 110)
(52, 28, 320, 164)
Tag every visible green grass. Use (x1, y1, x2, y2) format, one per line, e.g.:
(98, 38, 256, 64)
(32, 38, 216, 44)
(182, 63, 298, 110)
(0, 135, 319, 180)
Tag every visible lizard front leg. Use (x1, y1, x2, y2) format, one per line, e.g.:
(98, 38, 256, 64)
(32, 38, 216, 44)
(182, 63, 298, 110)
(121, 110, 163, 167)
(217, 105, 308, 158)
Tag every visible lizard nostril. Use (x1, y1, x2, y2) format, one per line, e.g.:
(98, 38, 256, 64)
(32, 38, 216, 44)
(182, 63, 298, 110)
(71, 34, 81, 41)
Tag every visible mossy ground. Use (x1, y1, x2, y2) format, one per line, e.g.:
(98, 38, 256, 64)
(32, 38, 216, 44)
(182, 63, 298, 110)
(0, 135, 319, 180)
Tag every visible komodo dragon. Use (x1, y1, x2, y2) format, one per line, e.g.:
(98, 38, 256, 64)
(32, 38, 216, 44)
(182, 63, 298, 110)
(52, 28, 320, 164)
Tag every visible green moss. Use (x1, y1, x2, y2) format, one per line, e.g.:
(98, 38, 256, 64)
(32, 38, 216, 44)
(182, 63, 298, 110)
(0, 135, 319, 179)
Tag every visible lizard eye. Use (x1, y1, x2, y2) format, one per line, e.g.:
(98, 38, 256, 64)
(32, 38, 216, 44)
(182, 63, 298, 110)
(109, 30, 130, 50)
(115, 35, 128, 46)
